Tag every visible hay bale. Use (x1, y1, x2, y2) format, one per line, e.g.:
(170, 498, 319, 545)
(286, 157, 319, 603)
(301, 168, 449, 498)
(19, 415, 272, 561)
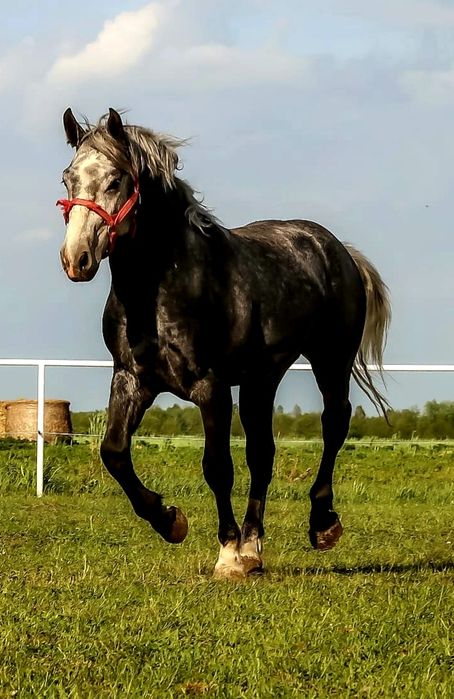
(0, 401, 8, 438)
(5, 399, 72, 443)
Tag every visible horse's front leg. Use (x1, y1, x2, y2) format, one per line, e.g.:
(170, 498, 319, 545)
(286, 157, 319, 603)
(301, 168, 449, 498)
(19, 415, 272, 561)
(196, 380, 243, 579)
(238, 379, 277, 575)
(100, 369, 188, 543)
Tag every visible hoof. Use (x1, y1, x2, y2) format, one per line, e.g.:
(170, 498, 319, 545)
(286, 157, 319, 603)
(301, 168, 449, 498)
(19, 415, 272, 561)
(309, 518, 343, 551)
(159, 506, 188, 544)
(241, 555, 264, 576)
(240, 538, 263, 575)
(213, 563, 246, 580)
(213, 541, 246, 579)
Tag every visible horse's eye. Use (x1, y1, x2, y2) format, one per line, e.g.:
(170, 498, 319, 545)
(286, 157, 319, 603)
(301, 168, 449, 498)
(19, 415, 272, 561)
(107, 178, 122, 192)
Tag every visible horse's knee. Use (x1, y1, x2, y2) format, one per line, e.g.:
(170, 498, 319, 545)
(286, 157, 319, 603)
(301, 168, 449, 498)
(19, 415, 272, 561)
(322, 395, 351, 416)
(310, 482, 333, 504)
(321, 399, 351, 445)
(202, 454, 234, 493)
(100, 437, 129, 476)
(246, 439, 275, 489)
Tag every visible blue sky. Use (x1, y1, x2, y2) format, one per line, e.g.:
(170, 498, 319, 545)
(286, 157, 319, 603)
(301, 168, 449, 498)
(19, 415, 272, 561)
(0, 0, 453, 414)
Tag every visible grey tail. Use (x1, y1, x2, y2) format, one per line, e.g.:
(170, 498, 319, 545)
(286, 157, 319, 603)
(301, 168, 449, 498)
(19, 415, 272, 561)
(345, 244, 392, 417)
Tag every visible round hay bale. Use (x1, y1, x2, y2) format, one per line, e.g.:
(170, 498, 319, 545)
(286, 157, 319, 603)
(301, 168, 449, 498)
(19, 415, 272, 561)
(0, 401, 8, 438)
(5, 399, 72, 443)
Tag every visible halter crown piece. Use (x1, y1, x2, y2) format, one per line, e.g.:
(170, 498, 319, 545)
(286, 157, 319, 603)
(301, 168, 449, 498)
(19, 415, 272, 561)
(56, 178, 140, 254)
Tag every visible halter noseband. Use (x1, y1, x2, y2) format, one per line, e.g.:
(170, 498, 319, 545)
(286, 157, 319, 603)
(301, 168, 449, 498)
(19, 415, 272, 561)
(56, 178, 140, 254)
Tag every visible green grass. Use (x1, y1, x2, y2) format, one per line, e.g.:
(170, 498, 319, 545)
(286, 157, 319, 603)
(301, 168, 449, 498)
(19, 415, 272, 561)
(0, 441, 453, 697)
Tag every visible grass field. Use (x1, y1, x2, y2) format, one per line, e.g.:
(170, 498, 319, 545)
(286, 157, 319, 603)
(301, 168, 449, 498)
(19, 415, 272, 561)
(0, 440, 453, 697)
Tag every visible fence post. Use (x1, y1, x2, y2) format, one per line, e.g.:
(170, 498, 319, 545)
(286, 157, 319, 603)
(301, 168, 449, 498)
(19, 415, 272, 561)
(36, 361, 45, 497)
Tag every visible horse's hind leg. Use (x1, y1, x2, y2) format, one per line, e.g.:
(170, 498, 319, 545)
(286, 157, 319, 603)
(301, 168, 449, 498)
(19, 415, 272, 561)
(197, 380, 243, 579)
(238, 379, 277, 574)
(100, 369, 188, 543)
(308, 362, 352, 551)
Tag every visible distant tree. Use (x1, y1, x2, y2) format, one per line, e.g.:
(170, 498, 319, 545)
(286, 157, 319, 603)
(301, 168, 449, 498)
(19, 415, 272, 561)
(184, 407, 203, 435)
(393, 408, 419, 439)
(273, 412, 294, 438)
(70, 400, 454, 440)
(292, 412, 321, 438)
(423, 400, 454, 438)
(231, 404, 245, 437)
(70, 411, 93, 435)
(354, 405, 366, 420)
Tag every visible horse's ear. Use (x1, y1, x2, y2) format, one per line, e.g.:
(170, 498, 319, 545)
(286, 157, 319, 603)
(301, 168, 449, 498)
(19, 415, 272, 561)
(63, 108, 84, 148)
(107, 108, 127, 144)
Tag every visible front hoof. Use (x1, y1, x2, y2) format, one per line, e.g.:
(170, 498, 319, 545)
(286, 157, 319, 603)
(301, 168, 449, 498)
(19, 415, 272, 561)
(213, 541, 246, 580)
(158, 506, 188, 544)
(309, 518, 343, 551)
(213, 563, 246, 580)
(241, 555, 264, 576)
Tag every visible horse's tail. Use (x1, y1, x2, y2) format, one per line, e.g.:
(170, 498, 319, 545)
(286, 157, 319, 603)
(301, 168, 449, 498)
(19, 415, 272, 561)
(345, 244, 392, 417)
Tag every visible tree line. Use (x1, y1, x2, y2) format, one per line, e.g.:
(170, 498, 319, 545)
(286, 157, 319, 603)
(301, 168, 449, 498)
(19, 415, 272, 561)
(71, 400, 454, 440)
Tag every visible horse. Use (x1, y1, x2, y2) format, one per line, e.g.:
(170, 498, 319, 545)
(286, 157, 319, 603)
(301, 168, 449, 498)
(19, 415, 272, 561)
(57, 108, 391, 579)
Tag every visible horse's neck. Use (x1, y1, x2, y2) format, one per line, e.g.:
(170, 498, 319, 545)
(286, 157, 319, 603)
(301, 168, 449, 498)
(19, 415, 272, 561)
(109, 194, 191, 294)
(109, 177, 230, 305)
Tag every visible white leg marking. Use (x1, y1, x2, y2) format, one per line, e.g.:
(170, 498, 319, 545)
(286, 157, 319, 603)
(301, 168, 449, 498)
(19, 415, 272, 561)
(240, 536, 263, 574)
(213, 541, 245, 579)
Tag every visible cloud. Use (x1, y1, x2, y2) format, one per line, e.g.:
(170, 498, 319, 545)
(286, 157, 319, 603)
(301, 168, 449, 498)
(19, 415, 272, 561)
(153, 43, 308, 90)
(47, 2, 166, 84)
(327, 0, 454, 27)
(401, 67, 454, 104)
(0, 38, 37, 93)
(13, 0, 309, 133)
(47, 2, 306, 90)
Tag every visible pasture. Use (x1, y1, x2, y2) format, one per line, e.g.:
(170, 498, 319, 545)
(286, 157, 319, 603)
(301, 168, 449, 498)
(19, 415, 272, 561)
(0, 440, 452, 697)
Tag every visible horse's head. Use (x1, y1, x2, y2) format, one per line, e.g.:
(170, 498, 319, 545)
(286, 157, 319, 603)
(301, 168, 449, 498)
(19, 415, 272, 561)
(58, 108, 139, 282)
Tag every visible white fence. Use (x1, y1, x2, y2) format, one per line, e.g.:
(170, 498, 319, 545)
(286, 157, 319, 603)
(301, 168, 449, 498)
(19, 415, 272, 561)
(1, 358, 454, 496)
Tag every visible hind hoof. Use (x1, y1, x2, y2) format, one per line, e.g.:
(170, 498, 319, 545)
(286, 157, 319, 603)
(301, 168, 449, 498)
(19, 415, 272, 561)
(309, 519, 343, 551)
(159, 506, 188, 544)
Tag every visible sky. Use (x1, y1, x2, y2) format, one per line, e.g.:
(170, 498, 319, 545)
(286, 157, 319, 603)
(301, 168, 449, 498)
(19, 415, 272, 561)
(0, 0, 453, 415)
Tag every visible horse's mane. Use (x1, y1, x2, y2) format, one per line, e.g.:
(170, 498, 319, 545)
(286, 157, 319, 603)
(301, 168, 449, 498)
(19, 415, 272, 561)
(81, 115, 218, 231)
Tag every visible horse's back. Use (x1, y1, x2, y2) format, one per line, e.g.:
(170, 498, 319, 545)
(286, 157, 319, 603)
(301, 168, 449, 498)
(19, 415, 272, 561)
(225, 218, 366, 362)
(229, 218, 363, 303)
(231, 218, 341, 247)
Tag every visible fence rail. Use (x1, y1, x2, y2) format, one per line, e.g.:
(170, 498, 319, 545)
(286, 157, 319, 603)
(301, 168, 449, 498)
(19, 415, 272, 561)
(1, 358, 454, 496)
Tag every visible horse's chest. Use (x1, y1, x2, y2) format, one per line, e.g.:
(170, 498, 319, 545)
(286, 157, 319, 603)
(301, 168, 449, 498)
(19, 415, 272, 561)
(150, 314, 204, 393)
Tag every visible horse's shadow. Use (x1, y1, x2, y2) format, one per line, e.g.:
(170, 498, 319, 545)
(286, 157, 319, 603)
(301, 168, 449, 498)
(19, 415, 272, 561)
(277, 560, 454, 577)
(198, 560, 453, 579)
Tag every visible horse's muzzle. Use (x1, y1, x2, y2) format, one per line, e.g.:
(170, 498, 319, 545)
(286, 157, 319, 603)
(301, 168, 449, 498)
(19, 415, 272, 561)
(60, 246, 99, 282)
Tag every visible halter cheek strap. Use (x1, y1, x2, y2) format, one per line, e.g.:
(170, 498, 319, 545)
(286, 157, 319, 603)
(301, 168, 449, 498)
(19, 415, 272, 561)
(56, 178, 140, 254)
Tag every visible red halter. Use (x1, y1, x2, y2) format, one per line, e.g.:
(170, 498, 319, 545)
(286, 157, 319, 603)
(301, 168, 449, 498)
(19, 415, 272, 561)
(56, 178, 140, 254)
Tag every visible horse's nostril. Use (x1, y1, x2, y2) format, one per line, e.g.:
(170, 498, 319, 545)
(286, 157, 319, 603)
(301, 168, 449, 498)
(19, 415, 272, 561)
(79, 251, 89, 271)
